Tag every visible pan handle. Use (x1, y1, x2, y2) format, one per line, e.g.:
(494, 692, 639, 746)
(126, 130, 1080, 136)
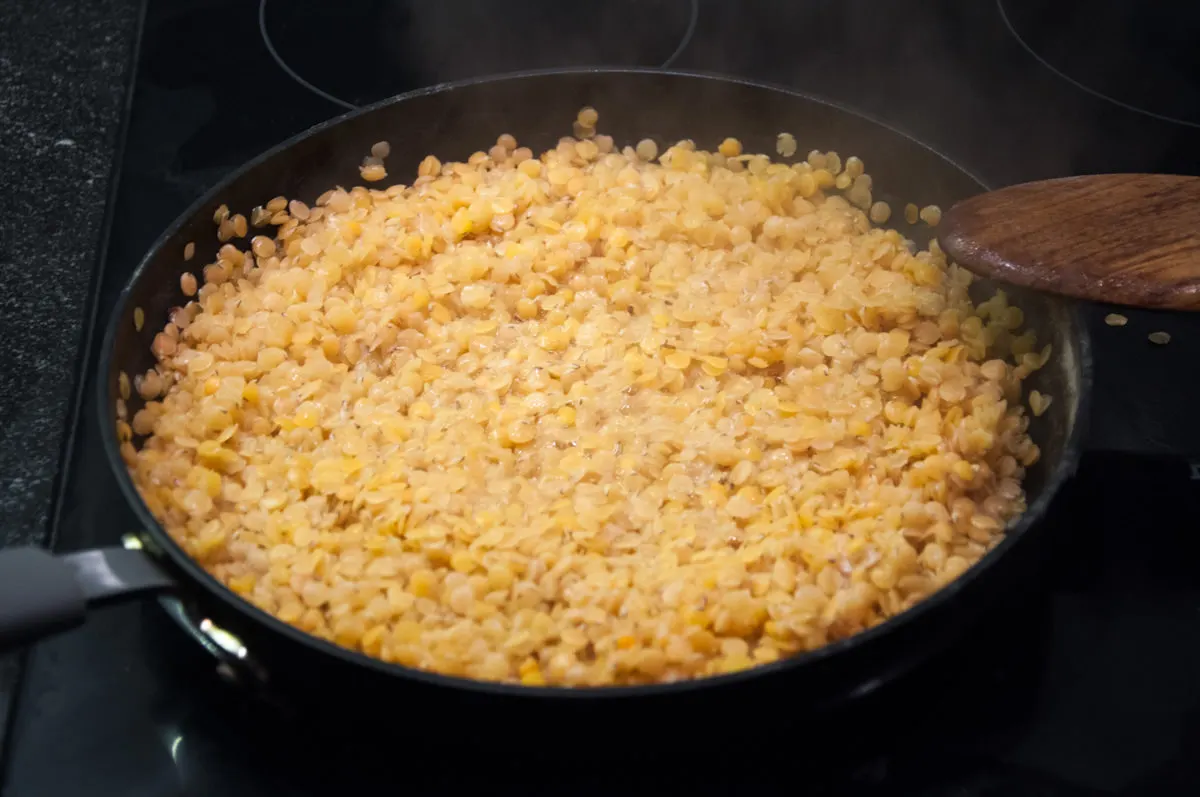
(0, 546, 174, 651)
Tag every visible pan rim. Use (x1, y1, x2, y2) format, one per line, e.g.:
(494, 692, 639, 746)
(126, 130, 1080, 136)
(97, 65, 1093, 700)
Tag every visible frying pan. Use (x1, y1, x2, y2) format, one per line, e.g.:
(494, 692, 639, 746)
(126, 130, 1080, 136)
(0, 70, 1090, 732)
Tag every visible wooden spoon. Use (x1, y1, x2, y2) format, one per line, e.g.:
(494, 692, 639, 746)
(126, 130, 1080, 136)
(937, 173, 1200, 310)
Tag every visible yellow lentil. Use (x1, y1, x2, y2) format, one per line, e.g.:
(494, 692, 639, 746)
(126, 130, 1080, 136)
(1029, 390, 1052, 417)
(576, 106, 599, 128)
(718, 137, 742, 157)
(869, 201, 892, 224)
(776, 132, 797, 158)
(360, 162, 387, 182)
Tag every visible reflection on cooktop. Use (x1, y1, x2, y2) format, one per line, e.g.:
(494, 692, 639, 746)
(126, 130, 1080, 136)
(999, 0, 1200, 127)
(259, 0, 698, 109)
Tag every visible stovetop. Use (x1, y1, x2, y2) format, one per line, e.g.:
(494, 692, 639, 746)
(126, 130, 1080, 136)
(4, 1, 1200, 794)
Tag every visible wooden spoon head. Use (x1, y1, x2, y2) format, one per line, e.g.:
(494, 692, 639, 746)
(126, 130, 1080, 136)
(938, 174, 1200, 311)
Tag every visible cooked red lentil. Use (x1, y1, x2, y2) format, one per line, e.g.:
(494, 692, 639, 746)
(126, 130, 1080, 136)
(125, 114, 1048, 687)
(775, 132, 797, 158)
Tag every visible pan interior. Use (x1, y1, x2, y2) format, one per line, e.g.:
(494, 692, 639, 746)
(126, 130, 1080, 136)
(103, 70, 1084, 686)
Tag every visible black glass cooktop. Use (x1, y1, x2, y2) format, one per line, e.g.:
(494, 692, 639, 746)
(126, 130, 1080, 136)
(999, 0, 1200, 127)
(4, 1, 1200, 794)
(261, 0, 698, 109)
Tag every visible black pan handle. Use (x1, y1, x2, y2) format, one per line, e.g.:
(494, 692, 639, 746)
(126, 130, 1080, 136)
(0, 546, 174, 651)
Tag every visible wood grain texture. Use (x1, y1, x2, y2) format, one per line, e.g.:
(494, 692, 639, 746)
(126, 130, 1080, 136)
(938, 174, 1200, 310)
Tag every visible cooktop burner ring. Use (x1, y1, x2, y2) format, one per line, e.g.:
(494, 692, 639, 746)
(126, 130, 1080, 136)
(258, 0, 354, 111)
(258, 0, 700, 111)
(997, 0, 1200, 129)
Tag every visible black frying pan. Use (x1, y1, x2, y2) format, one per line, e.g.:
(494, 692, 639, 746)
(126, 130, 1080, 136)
(0, 70, 1090, 732)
